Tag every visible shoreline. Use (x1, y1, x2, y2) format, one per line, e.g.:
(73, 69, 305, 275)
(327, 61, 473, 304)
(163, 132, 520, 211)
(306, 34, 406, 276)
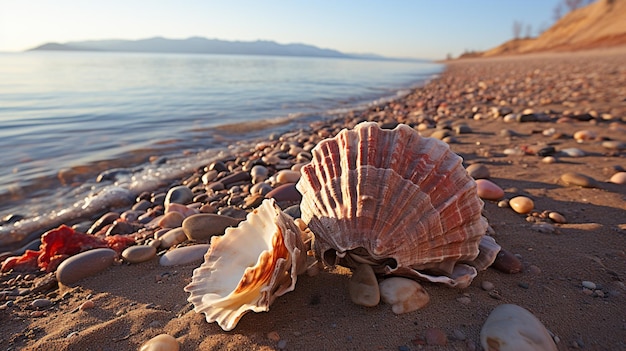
(0, 52, 441, 234)
(0, 65, 441, 251)
(1, 48, 625, 350)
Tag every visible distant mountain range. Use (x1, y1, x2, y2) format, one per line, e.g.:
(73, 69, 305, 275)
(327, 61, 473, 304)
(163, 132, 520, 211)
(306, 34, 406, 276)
(28, 37, 424, 61)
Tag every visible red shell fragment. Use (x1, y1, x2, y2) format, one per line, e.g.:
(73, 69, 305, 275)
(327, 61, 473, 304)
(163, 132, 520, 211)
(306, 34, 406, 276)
(1, 224, 135, 272)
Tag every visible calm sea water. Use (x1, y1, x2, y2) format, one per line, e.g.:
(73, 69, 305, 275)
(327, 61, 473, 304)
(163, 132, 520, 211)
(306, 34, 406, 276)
(0, 51, 441, 248)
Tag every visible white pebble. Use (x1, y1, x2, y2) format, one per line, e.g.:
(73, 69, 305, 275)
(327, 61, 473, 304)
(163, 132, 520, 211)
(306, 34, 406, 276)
(139, 334, 179, 351)
(159, 244, 210, 266)
(609, 172, 626, 185)
(481, 281, 495, 291)
(560, 148, 585, 157)
(582, 281, 596, 290)
(158, 228, 187, 249)
(481, 304, 557, 351)
(348, 264, 380, 307)
(379, 277, 429, 314)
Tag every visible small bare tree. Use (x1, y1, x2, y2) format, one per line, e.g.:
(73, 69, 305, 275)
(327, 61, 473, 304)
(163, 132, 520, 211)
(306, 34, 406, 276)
(564, 0, 584, 11)
(525, 24, 533, 38)
(553, 2, 564, 22)
(513, 21, 523, 39)
(538, 22, 549, 36)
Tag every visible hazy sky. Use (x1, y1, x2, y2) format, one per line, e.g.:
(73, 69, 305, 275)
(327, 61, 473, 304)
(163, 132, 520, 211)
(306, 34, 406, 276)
(1, 0, 564, 59)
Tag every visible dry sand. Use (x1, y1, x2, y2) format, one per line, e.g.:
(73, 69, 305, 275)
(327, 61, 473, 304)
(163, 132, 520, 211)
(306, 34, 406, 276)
(1, 47, 625, 351)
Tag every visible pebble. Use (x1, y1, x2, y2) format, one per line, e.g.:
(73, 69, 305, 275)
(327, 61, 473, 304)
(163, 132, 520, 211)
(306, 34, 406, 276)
(481, 281, 495, 291)
(158, 211, 185, 228)
(559, 147, 585, 157)
(560, 172, 599, 188)
(250, 182, 273, 196)
(609, 172, 626, 185)
(219, 171, 251, 187)
(601, 140, 626, 150)
(159, 244, 210, 266)
(542, 127, 557, 137)
(452, 329, 466, 341)
(442, 136, 457, 144)
(475, 179, 504, 200)
(526, 145, 555, 156)
(250, 165, 269, 184)
(283, 205, 301, 219)
(158, 228, 187, 249)
(502, 114, 517, 123)
(182, 214, 243, 241)
(31, 298, 52, 309)
(509, 196, 534, 214)
(275, 170, 301, 184)
(121, 210, 144, 222)
(480, 304, 557, 351)
(242, 194, 264, 209)
(503, 147, 525, 156)
(348, 264, 380, 307)
(466, 163, 490, 179)
(542, 156, 557, 164)
(87, 212, 120, 234)
(425, 327, 448, 346)
(582, 281, 596, 290)
(122, 245, 157, 263)
(532, 223, 556, 234)
(201, 170, 218, 184)
(206, 182, 225, 192)
(265, 183, 302, 205)
(164, 185, 193, 206)
(491, 249, 523, 274)
(497, 199, 509, 208)
(56, 248, 117, 285)
(455, 124, 472, 134)
(517, 113, 539, 123)
(165, 203, 199, 217)
(548, 211, 567, 224)
(573, 130, 596, 142)
(430, 129, 451, 140)
(79, 300, 95, 311)
(379, 277, 429, 314)
(139, 334, 180, 351)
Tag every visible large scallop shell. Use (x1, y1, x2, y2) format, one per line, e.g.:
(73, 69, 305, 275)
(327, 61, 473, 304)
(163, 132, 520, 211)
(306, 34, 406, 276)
(296, 122, 499, 288)
(184, 199, 307, 331)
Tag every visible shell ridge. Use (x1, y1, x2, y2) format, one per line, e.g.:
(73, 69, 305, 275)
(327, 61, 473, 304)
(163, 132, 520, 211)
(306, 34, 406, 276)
(410, 149, 460, 193)
(369, 168, 394, 245)
(428, 163, 471, 209)
(342, 170, 358, 244)
(390, 125, 420, 175)
(367, 169, 428, 258)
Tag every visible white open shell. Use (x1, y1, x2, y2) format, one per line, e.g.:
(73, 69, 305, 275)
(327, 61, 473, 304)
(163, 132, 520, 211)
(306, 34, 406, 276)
(296, 122, 500, 288)
(184, 199, 307, 331)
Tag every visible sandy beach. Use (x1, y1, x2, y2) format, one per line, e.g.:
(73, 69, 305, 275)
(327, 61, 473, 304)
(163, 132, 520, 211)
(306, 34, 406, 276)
(1, 47, 625, 351)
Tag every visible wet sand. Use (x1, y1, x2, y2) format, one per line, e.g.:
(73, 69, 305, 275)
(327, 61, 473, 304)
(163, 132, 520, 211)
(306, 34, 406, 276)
(1, 47, 625, 351)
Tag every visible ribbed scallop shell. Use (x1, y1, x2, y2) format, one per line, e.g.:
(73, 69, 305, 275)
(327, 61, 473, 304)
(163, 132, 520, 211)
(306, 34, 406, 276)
(184, 199, 307, 331)
(296, 122, 498, 288)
